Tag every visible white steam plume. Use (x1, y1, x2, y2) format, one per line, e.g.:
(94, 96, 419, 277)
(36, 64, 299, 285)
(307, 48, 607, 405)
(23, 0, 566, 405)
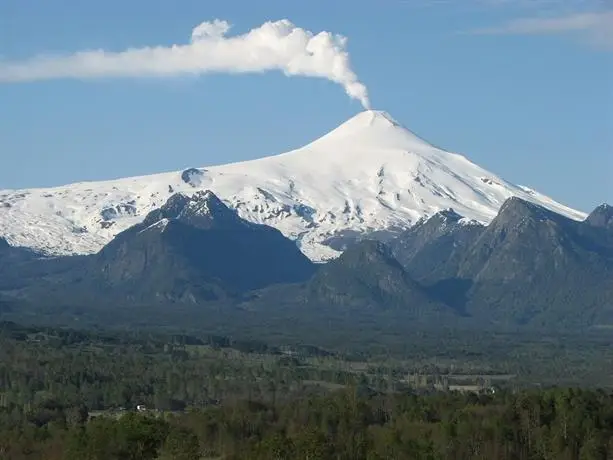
(0, 19, 370, 109)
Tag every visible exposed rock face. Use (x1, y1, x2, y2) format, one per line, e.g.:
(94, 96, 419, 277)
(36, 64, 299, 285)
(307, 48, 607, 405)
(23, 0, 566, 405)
(390, 209, 484, 283)
(586, 204, 613, 230)
(90, 191, 316, 302)
(390, 197, 613, 327)
(181, 168, 207, 187)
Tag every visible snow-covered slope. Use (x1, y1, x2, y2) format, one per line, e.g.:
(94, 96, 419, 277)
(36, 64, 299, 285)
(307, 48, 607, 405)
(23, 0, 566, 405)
(0, 110, 585, 261)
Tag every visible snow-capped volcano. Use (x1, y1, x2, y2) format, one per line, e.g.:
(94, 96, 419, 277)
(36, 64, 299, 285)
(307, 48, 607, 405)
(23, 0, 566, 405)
(0, 110, 585, 261)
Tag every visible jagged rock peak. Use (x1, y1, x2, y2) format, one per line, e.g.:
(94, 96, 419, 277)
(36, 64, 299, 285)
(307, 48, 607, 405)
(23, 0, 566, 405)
(496, 196, 555, 222)
(586, 203, 613, 229)
(142, 190, 244, 230)
(413, 209, 448, 226)
(180, 190, 232, 218)
(415, 208, 476, 228)
(437, 208, 464, 220)
(426, 208, 467, 227)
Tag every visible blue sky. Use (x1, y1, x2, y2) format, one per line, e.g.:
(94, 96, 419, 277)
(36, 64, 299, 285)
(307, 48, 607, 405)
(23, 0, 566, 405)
(0, 0, 611, 212)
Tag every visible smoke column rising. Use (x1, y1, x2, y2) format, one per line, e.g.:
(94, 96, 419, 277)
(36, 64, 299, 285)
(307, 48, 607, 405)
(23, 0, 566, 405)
(0, 19, 371, 109)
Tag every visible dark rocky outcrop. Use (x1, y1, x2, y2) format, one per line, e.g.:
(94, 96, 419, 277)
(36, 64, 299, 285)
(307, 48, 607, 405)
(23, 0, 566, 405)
(87, 190, 315, 303)
(586, 204, 613, 230)
(181, 168, 206, 187)
(389, 198, 613, 328)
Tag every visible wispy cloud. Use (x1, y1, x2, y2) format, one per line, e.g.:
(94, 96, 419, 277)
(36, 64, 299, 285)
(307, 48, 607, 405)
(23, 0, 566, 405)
(0, 19, 370, 108)
(471, 10, 613, 49)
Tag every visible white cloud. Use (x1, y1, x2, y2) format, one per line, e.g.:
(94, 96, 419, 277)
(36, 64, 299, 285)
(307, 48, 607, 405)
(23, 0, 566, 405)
(0, 19, 370, 108)
(472, 10, 613, 49)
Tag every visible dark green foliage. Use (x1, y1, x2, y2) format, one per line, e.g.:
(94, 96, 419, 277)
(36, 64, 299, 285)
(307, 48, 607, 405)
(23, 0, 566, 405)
(453, 198, 613, 326)
(92, 191, 315, 297)
(389, 198, 613, 328)
(5, 384, 613, 459)
(0, 238, 84, 291)
(64, 413, 171, 460)
(232, 239, 462, 336)
(0, 321, 612, 457)
(308, 240, 434, 311)
(158, 425, 200, 460)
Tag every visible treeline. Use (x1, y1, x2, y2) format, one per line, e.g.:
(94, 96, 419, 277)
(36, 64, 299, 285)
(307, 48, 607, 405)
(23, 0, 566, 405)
(2, 387, 613, 459)
(0, 320, 333, 356)
(0, 322, 354, 416)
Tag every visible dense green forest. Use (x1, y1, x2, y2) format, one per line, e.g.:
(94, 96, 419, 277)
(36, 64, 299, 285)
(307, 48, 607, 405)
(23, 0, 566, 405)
(4, 381, 613, 459)
(6, 298, 613, 387)
(1, 321, 613, 458)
